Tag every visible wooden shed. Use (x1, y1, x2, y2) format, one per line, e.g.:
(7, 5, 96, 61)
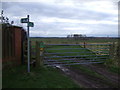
(2, 23, 27, 68)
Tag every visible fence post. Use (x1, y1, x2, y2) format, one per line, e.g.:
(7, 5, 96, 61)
(84, 42, 86, 48)
(109, 42, 114, 59)
(36, 41, 44, 67)
(36, 41, 40, 67)
(39, 41, 44, 66)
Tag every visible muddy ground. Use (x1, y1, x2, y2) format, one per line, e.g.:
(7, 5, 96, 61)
(55, 64, 119, 88)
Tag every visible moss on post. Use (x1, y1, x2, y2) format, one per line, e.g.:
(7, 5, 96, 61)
(108, 42, 119, 67)
(36, 41, 44, 67)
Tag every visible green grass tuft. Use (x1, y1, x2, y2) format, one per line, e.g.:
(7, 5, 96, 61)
(3, 65, 80, 88)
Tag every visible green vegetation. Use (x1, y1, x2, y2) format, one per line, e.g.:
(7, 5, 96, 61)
(108, 65, 120, 74)
(3, 65, 80, 88)
(104, 42, 120, 74)
(105, 58, 120, 74)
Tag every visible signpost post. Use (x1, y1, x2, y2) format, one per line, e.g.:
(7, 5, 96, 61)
(21, 15, 34, 73)
(27, 15, 30, 73)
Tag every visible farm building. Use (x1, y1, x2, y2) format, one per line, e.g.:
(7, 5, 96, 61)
(2, 23, 27, 68)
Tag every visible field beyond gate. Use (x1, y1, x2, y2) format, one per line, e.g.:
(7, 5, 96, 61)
(44, 44, 110, 66)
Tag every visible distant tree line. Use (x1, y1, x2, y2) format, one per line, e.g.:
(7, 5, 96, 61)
(67, 34, 87, 38)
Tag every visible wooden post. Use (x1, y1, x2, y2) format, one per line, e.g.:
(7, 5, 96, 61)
(36, 41, 44, 67)
(39, 41, 44, 66)
(36, 41, 40, 67)
(109, 42, 114, 59)
(84, 42, 86, 48)
(39, 50, 43, 66)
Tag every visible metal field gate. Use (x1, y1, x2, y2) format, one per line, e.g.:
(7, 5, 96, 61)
(43, 44, 111, 66)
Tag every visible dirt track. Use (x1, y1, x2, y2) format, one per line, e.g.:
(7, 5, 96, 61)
(56, 64, 119, 88)
(84, 64, 119, 84)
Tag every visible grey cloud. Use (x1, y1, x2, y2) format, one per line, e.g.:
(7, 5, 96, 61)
(2, 1, 118, 37)
(3, 2, 115, 21)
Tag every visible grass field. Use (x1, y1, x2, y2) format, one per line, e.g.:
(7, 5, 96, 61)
(3, 65, 80, 88)
(30, 37, 118, 45)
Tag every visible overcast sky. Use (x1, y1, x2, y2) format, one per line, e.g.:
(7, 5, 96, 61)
(1, 0, 119, 37)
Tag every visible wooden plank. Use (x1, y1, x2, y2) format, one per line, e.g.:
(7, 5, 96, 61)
(36, 41, 40, 67)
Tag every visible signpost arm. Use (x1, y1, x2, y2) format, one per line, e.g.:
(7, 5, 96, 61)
(27, 15, 30, 72)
